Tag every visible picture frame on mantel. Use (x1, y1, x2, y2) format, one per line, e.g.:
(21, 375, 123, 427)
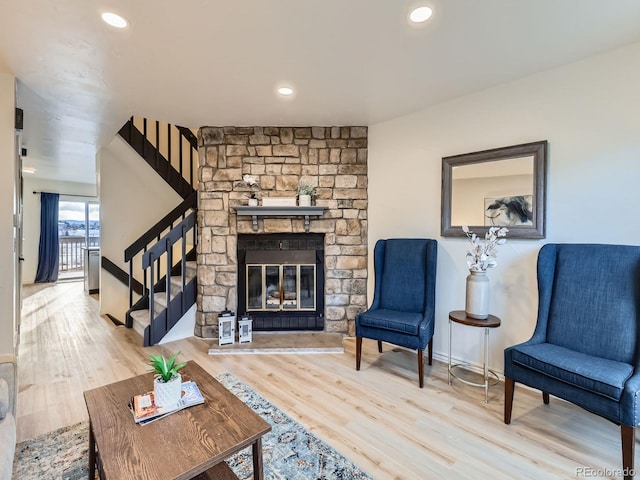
(441, 140, 548, 239)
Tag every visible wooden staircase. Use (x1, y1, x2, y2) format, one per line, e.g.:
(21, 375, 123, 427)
(129, 260, 197, 343)
(102, 116, 199, 346)
(129, 263, 195, 329)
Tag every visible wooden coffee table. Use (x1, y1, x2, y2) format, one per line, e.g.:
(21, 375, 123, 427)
(84, 361, 271, 479)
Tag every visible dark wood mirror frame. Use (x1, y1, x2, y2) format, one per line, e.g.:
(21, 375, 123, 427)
(441, 140, 548, 239)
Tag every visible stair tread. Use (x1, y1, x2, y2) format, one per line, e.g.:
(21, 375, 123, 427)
(169, 272, 196, 287)
(129, 310, 148, 337)
(153, 291, 169, 308)
(130, 309, 148, 319)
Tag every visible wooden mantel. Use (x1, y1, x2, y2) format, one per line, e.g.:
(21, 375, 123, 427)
(232, 206, 326, 232)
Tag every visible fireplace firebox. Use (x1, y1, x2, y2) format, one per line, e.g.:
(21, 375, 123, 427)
(237, 234, 324, 331)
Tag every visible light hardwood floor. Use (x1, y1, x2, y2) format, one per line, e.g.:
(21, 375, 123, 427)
(17, 282, 628, 479)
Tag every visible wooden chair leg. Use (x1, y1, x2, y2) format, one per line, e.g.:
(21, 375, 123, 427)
(504, 377, 515, 424)
(621, 425, 635, 480)
(356, 336, 362, 371)
(427, 338, 433, 366)
(542, 392, 550, 404)
(418, 349, 424, 388)
(377, 340, 383, 353)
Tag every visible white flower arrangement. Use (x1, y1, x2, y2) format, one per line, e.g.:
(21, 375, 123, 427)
(462, 225, 508, 272)
(241, 174, 260, 199)
(297, 183, 316, 197)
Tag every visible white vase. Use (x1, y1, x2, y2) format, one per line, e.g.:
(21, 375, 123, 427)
(298, 194, 311, 206)
(154, 373, 182, 407)
(465, 270, 490, 319)
(248, 198, 258, 206)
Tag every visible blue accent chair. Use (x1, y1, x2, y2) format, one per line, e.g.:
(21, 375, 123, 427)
(355, 238, 437, 388)
(504, 244, 640, 479)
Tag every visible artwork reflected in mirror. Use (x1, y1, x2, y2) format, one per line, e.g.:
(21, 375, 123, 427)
(484, 195, 532, 226)
(442, 141, 547, 239)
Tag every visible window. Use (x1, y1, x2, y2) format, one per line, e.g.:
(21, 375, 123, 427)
(58, 200, 100, 275)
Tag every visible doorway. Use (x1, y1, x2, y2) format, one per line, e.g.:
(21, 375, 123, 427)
(58, 200, 100, 280)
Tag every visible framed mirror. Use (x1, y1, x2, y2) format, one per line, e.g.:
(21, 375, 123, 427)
(441, 140, 548, 239)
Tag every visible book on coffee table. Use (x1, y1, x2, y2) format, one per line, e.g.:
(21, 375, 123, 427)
(129, 380, 205, 425)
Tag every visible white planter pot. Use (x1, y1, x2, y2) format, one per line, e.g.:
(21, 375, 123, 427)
(465, 270, 490, 319)
(154, 373, 182, 407)
(298, 194, 311, 206)
(248, 198, 258, 206)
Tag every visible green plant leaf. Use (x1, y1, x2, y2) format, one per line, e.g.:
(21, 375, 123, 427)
(148, 351, 186, 382)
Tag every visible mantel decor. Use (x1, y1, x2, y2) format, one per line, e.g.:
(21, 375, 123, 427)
(441, 140, 548, 239)
(232, 205, 326, 232)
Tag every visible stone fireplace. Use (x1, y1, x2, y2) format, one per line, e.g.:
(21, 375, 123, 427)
(195, 126, 368, 339)
(238, 233, 325, 331)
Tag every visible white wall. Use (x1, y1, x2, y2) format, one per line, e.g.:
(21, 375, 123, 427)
(368, 41, 640, 374)
(99, 136, 182, 323)
(0, 73, 16, 354)
(22, 177, 97, 283)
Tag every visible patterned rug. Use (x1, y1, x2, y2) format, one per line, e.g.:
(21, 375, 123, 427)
(13, 372, 373, 480)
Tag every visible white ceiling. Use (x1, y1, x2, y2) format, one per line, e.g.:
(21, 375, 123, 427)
(1, 0, 640, 184)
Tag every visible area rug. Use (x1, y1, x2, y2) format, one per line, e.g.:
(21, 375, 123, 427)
(13, 372, 374, 480)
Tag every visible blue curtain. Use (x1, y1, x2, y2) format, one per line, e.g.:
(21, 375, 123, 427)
(34, 193, 60, 283)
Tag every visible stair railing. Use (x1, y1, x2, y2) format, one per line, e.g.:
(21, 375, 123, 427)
(124, 192, 197, 312)
(131, 116, 198, 191)
(141, 211, 197, 344)
(118, 117, 198, 200)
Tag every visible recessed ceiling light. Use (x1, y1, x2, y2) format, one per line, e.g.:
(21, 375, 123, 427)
(409, 6, 433, 23)
(278, 86, 294, 96)
(101, 12, 129, 29)
(22, 167, 37, 174)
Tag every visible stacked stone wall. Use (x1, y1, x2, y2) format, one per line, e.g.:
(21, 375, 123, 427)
(195, 126, 368, 338)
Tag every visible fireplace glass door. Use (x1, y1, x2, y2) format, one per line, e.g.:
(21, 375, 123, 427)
(246, 264, 315, 311)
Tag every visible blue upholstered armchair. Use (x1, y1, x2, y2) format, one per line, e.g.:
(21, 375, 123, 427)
(355, 238, 437, 388)
(504, 244, 640, 479)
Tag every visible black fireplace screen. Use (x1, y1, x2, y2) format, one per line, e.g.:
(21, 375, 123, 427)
(247, 264, 316, 311)
(238, 234, 324, 331)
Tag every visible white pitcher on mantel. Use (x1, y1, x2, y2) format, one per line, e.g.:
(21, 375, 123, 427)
(298, 194, 311, 206)
(465, 270, 490, 319)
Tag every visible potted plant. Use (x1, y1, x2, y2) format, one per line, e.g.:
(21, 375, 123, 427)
(242, 174, 260, 206)
(297, 183, 316, 206)
(149, 351, 187, 407)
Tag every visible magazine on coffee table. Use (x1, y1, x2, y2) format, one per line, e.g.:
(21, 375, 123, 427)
(128, 380, 205, 425)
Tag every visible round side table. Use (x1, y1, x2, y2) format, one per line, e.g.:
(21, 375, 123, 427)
(448, 310, 501, 403)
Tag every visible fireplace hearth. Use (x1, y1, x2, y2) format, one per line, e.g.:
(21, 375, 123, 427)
(237, 233, 325, 331)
